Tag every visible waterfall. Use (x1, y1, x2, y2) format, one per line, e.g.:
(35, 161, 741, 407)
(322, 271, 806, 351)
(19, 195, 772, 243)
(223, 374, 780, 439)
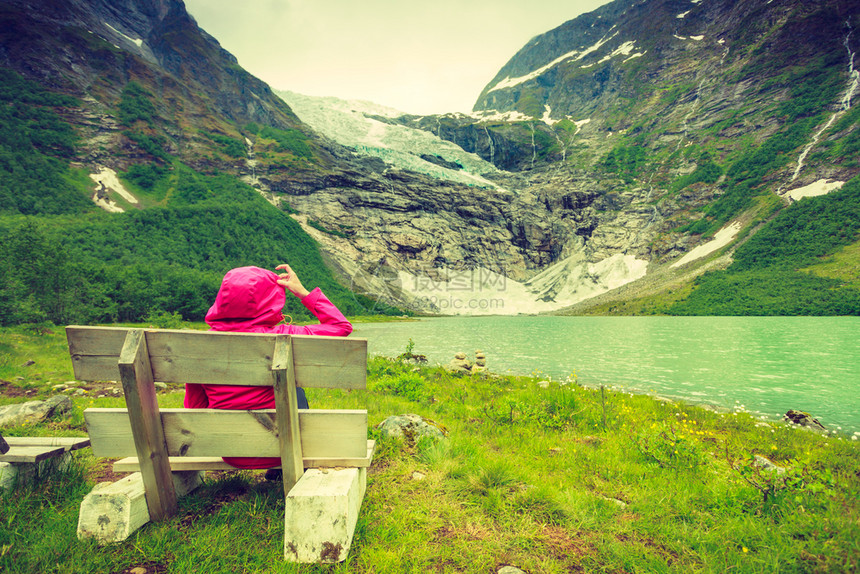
(553, 129, 566, 163)
(783, 24, 859, 188)
(841, 22, 858, 110)
(483, 126, 495, 166)
(530, 123, 537, 169)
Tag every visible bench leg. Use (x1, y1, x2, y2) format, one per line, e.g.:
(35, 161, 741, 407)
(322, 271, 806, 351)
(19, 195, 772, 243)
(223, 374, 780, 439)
(0, 452, 75, 491)
(0, 462, 26, 490)
(77, 471, 204, 543)
(283, 467, 367, 563)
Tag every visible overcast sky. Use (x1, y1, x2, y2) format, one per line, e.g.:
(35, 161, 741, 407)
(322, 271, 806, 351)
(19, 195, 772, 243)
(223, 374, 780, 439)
(183, 0, 611, 115)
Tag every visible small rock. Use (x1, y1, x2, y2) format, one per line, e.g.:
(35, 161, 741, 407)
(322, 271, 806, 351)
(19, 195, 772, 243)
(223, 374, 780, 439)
(445, 351, 472, 374)
(537, 380, 550, 389)
(753, 455, 786, 475)
(52, 383, 69, 390)
(783, 410, 826, 432)
(129, 567, 148, 574)
(21, 360, 35, 367)
(377, 414, 447, 445)
(412, 471, 426, 481)
(74, 389, 86, 396)
(498, 567, 527, 574)
(154, 382, 168, 390)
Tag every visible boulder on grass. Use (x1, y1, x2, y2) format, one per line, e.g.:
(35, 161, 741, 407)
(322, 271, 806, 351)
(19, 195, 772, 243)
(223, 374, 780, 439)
(376, 414, 447, 445)
(0, 395, 72, 428)
(783, 410, 826, 433)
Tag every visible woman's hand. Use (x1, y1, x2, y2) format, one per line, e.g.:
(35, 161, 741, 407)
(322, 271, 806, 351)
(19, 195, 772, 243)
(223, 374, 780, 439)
(275, 264, 310, 299)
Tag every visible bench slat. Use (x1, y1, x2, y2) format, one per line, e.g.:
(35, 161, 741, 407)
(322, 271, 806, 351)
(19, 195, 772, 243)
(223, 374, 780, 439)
(0, 445, 66, 463)
(2, 437, 90, 451)
(67, 327, 367, 390)
(111, 440, 376, 472)
(85, 408, 368, 459)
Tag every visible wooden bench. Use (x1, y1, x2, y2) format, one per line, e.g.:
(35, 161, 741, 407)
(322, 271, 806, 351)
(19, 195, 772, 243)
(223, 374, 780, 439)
(0, 434, 91, 490)
(66, 325, 373, 563)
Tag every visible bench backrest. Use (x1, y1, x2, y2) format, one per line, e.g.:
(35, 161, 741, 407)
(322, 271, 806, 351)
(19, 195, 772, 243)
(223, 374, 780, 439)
(67, 326, 366, 388)
(66, 325, 368, 521)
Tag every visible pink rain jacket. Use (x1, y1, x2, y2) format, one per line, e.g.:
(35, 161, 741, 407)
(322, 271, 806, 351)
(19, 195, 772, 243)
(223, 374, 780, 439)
(183, 266, 353, 468)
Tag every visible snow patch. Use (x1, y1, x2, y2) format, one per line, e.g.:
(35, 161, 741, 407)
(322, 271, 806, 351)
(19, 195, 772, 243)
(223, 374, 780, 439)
(490, 49, 583, 92)
(93, 197, 124, 213)
(596, 40, 637, 64)
(393, 252, 648, 316)
(89, 166, 138, 212)
(526, 252, 649, 309)
(468, 109, 533, 123)
(104, 22, 144, 48)
(677, 10, 691, 18)
(784, 179, 845, 202)
(689, 35, 705, 41)
(488, 32, 619, 92)
(671, 222, 741, 268)
(397, 267, 551, 315)
(573, 119, 591, 133)
(541, 105, 556, 126)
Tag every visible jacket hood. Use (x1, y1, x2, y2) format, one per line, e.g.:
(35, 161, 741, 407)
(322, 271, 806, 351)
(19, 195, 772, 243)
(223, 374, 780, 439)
(205, 266, 285, 331)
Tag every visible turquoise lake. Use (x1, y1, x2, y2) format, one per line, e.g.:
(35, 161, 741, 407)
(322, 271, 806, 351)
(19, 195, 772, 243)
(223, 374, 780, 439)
(352, 316, 860, 435)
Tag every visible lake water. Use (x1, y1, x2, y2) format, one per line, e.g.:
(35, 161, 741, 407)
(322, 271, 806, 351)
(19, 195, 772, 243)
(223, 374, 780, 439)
(353, 316, 860, 435)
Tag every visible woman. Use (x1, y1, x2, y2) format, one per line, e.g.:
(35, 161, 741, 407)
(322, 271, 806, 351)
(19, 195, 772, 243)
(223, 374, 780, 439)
(183, 263, 352, 469)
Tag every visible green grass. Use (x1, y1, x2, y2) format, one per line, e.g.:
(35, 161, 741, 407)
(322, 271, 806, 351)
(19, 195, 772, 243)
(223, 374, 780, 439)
(0, 330, 857, 573)
(668, 177, 860, 316)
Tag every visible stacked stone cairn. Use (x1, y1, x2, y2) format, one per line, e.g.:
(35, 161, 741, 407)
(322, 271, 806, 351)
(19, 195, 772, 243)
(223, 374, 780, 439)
(445, 350, 487, 374)
(472, 350, 487, 374)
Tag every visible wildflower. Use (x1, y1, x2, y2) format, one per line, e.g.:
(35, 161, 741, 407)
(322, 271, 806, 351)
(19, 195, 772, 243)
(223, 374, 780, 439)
(742, 547, 749, 553)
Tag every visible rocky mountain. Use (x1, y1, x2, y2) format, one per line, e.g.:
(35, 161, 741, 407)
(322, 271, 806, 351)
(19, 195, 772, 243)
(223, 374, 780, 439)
(371, 0, 860, 314)
(1, 0, 858, 318)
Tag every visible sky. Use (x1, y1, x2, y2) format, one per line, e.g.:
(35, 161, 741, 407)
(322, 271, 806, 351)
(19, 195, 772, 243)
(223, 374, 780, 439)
(183, 0, 611, 116)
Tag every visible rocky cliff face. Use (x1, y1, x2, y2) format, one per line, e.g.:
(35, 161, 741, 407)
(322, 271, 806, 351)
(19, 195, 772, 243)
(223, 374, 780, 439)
(0, 0, 298, 130)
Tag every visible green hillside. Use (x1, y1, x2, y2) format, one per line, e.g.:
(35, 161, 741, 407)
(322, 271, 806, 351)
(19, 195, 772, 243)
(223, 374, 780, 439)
(0, 69, 392, 326)
(668, 177, 860, 315)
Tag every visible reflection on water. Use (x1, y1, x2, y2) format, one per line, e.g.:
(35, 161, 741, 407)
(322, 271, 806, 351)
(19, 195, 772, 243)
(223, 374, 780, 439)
(354, 316, 860, 434)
